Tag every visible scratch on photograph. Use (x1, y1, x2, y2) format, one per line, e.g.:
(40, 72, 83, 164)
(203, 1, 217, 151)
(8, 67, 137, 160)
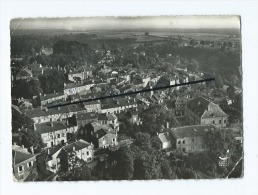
(10, 16, 243, 181)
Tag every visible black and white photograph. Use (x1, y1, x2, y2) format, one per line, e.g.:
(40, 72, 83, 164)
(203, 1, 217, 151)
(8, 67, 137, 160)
(10, 16, 243, 181)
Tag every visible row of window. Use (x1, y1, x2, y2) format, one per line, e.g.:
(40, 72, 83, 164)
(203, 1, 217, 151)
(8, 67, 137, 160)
(203, 119, 227, 125)
(178, 139, 195, 145)
(43, 133, 66, 141)
(18, 161, 33, 173)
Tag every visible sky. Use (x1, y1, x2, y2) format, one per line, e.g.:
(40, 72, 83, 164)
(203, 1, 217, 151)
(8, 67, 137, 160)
(10, 16, 240, 31)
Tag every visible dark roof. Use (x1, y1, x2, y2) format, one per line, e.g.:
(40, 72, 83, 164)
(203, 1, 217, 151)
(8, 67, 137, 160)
(17, 68, 32, 77)
(83, 100, 100, 106)
(47, 145, 63, 157)
(117, 112, 130, 120)
(94, 129, 108, 139)
(101, 98, 137, 110)
(12, 145, 35, 165)
(172, 125, 215, 138)
(67, 103, 85, 112)
(76, 112, 98, 121)
(187, 97, 210, 117)
(25, 106, 70, 118)
(98, 113, 117, 121)
(63, 139, 91, 153)
(175, 96, 190, 104)
(35, 121, 67, 134)
(64, 81, 94, 89)
(40, 92, 64, 101)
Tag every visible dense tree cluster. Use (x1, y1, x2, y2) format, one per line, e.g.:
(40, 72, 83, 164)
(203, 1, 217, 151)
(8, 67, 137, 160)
(12, 79, 42, 99)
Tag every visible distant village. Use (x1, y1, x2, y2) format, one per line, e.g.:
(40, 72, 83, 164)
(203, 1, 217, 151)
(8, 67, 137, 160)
(11, 33, 243, 181)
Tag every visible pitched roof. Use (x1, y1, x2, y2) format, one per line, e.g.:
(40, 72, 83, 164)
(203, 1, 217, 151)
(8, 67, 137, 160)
(12, 145, 35, 165)
(63, 139, 91, 153)
(158, 132, 172, 143)
(76, 112, 98, 121)
(17, 68, 33, 77)
(39, 92, 64, 101)
(25, 106, 70, 118)
(175, 96, 190, 104)
(98, 113, 117, 121)
(201, 102, 228, 118)
(186, 97, 211, 117)
(172, 125, 215, 138)
(35, 121, 67, 134)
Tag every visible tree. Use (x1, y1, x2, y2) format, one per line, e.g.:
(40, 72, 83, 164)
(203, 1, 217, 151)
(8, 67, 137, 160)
(215, 74, 224, 88)
(134, 132, 151, 149)
(227, 85, 236, 100)
(204, 128, 237, 161)
(108, 147, 134, 180)
(21, 128, 44, 153)
(12, 79, 42, 99)
(228, 75, 239, 86)
(187, 59, 199, 72)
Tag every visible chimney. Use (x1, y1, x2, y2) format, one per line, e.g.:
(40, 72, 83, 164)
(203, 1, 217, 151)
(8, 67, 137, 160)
(30, 146, 34, 155)
(51, 122, 54, 127)
(166, 122, 169, 129)
(198, 102, 201, 106)
(73, 147, 75, 151)
(13, 142, 17, 145)
(64, 83, 66, 87)
(18, 128, 21, 132)
(22, 145, 24, 148)
(47, 148, 50, 155)
(34, 123, 37, 131)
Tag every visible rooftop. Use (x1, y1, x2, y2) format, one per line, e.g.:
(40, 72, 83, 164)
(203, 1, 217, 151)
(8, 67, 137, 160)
(12, 145, 35, 165)
(39, 92, 64, 101)
(63, 139, 92, 153)
(171, 125, 215, 138)
(35, 121, 67, 134)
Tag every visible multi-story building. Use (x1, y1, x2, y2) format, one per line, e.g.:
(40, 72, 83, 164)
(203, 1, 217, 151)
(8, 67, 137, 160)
(171, 125, 215, 153)
(45, 139, 94, 173)
(12, 145, 37, 181)
(35, 121, 77, 148)
(185, 97, 228, 129)
(175, 96, 190, 117)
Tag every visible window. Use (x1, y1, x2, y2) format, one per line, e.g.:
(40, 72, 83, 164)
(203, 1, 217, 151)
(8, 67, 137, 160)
(182, 140, 185, 144)
(224, 120, 227, 124)
(212, 121, 215, 124)
(219, 120, 221, 124)
(27, 161, 33, 168)
(113, 138, 115, 142)
(18, 166, 23, 172)
(87, 151, 89, 155)
(178, 140, 181, 144)
(192, 139, 195, 143)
